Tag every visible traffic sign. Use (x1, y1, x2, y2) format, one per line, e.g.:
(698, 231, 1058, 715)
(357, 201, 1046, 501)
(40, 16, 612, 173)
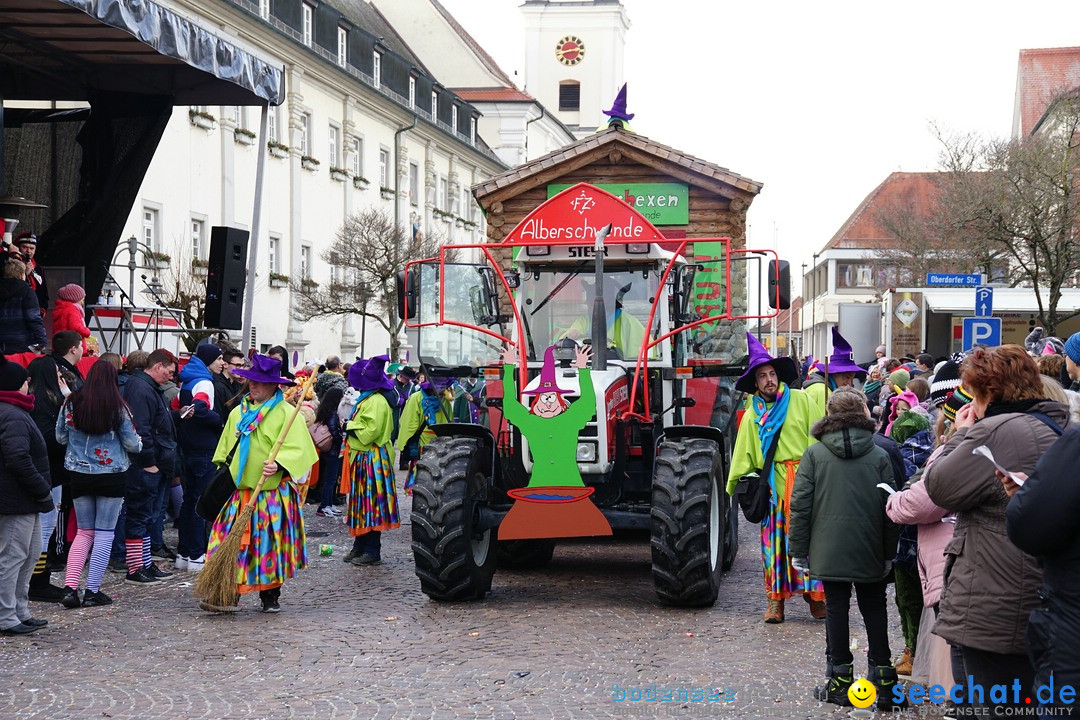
(962, 317, 1001, 351)
(926, 273, 983, 287)
(975, 286, 993, 317)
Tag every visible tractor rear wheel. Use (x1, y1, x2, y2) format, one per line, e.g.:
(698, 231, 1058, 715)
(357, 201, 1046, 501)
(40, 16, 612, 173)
(411, 437, 496, 601)
(497, 539, 556, 570)
(650, 438, 725, 607)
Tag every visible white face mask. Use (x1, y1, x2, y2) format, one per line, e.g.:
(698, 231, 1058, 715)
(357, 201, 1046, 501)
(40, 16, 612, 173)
(60, 385, 72, 397)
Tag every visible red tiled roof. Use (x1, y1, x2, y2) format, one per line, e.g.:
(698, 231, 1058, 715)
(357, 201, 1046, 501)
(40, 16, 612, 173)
(822, 172, 941, 252)
(452, 87, 536, 103)
(1015, 47, 1080, 137)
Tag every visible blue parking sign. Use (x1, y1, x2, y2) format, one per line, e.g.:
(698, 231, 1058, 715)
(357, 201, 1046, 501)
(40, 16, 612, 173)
(962, 317, 1001, 351)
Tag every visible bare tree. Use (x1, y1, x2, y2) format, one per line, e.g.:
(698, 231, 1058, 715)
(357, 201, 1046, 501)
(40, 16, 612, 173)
(877, 102, 1080, 335)
(290, 208, 448, 360)
(159, 257, 216, 352)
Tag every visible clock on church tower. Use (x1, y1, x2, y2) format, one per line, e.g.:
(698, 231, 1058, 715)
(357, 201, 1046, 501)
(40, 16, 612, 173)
(555, 35, 585, 66)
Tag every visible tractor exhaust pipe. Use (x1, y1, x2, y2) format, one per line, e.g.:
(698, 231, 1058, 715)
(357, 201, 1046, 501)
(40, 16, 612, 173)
(591, 224, 612, 371)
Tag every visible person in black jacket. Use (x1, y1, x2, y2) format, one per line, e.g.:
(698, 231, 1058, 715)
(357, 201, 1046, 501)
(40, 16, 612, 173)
(49, 331, 85, 390)
(0, 257, 46, 354)
(0, 355, 53, 635)
(1005, 427, 1080, 709)
(24, 357, 69, 602)
(15, 232, 48, 315)
(119, 348, 177, 585)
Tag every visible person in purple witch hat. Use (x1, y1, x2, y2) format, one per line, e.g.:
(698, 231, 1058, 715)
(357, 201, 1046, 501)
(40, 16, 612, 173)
(395, 367, 453, 489)
(340, 355, 398, 566)
(805, 327, 869, 424)
(726, 332, 823, 624)
(602, 83, 634, 131)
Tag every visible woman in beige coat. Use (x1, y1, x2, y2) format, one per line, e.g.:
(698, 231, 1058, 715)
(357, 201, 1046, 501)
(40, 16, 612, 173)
(925, 345, 1069, 712)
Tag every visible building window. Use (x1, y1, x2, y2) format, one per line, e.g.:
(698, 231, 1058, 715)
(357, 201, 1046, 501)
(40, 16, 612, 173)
(379, 148, 391, 187)
(439, 176, 448, 211)
(299, 113, 310, 156)
(191, 218, 204, 259)
(337, 27, 347, 67)
(836, 263, 876, 289)
(431, 91, 438, 121)
(350, 136, 363, 176)
(300, 244, 312, 279)
(373, 51, 381, 89)
(268, 106, 278, 142)
(230, 106, 242, 126)
(409, 162, 419, 206)
(268, 236, 279, 273)
(143, 207, 159, 252)
(328, 124, 340, 167)
(470, 117, 476, 145)
(258, 0, 270, 20)
(451, 105, 458, 133)
(408, 76, 416, 109)
(301, 3, 313, 47)
(559, 81, 580, 112)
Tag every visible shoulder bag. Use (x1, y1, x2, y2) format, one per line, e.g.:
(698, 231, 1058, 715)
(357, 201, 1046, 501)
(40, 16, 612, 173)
(735, 431, 781, 524)
(310, 422, 332, 453)
(195, 436, 242, 521)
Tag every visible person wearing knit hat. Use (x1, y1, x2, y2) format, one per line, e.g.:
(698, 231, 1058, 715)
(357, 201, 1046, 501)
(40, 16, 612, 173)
(0, 354, 53, 635)
(729, 333, 824, 624)
(929, 361, 961, 408)
(1065, 332, 1080, 383)
(941, 384, 974, 424)
(52, 284, 92, 349)
(174, 343, 226, 572)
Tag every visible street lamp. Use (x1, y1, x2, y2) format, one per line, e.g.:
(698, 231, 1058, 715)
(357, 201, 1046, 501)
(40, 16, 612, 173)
(810, 252, 820, 359)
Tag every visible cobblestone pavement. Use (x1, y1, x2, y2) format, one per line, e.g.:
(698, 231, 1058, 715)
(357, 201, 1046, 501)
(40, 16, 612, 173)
(2, 476, 933, 720)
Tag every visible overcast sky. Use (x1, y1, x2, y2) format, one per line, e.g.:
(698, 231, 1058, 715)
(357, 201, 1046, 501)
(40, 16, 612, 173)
(438, 0, 1080, 295)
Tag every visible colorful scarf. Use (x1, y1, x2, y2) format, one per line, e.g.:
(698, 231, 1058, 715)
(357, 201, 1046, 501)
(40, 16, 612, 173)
(421, 391, 446, 426)
(235, 389, 284, 479)
(752, 382, 790, 496)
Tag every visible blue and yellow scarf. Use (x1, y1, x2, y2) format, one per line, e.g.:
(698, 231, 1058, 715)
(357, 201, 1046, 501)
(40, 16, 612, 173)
(752, 382, 790, 496)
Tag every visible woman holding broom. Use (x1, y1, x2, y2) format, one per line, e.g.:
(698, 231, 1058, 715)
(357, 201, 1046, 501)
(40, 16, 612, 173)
(202, 353, 317, 613)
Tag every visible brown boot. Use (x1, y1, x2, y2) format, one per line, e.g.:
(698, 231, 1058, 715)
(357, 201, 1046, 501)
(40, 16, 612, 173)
(804, 592, 827, 620)
(895, 646, 914, 676)
(764, 598, 784, 623)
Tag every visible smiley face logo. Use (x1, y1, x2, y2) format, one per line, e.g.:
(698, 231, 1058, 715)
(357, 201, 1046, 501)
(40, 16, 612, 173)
(847, 678, 877, 708)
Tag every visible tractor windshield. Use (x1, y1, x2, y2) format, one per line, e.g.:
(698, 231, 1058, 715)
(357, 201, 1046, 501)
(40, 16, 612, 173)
(414, 261, 506, 370)
(519, 263, 661, 362)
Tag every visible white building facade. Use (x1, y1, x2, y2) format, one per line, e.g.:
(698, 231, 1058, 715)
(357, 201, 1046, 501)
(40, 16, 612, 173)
(113, 0, 506, 362)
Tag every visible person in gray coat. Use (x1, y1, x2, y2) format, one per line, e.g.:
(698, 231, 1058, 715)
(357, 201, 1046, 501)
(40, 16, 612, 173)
(789, 387, 901, 709)
(0, 356, 53, 635)
(925, 344, 1070, 713)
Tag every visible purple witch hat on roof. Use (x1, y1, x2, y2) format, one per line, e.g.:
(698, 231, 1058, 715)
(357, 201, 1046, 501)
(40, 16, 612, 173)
(523, 346, 571, 395)
(824, 327, 868, 379)
(603, 83, 634, 126)
(735, 332, 799, 393)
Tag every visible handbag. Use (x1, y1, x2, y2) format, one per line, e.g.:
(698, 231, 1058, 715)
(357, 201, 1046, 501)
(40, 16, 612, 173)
(310, 422, 332, 453)
(195, 436, 242, 521)
(735, 431, 781, 524)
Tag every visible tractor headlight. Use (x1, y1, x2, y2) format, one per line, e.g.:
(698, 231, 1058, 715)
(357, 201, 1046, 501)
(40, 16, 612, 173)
(576, 441, 598, 463)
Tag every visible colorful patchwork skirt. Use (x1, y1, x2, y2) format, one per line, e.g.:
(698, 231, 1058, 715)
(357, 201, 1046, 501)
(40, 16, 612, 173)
(346, 444, 399, 537)
(762, 459, 824, 601)
(208, 482, 307, 594)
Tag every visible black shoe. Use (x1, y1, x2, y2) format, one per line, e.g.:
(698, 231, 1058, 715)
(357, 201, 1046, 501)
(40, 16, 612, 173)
(28, 575, 67, 603)
(124, 569, 163, 585)
(21, 617, 48, 627)
(814, 662, 854, 706)
(82, 590, 113, 607)
(144, 562, 174, 580)
(259, 589, 281, 613)
(61, 586, 82, 609)
(350, 553, 382, 566)
(151, 545, 177, 561)
(869, 665, 908, 709)
(0, 623, 39, 636)
(341, 549, 357, 563)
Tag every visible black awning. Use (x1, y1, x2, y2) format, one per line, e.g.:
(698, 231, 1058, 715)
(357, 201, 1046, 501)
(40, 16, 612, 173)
(0, 0, 284, 105)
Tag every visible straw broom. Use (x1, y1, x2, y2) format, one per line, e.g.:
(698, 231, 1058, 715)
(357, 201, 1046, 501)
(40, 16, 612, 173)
(196, 372, 317, 612)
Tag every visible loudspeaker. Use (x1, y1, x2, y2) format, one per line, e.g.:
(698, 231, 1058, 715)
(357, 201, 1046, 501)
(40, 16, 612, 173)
(204, 226, 249, 329)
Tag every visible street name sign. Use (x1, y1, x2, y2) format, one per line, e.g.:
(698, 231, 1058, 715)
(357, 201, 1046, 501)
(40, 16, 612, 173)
(962, 317, 1001, 351)
(926, 273, 983, 287)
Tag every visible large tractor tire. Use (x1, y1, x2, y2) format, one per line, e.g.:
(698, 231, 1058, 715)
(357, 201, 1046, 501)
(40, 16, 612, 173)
(650, 437, 726, 607)
(411, 437, 496, 601)
(497, 539, 556, 570)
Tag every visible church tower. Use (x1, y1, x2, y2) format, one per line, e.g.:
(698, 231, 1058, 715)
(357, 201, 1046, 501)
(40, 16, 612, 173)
(521, 0, 630, 139)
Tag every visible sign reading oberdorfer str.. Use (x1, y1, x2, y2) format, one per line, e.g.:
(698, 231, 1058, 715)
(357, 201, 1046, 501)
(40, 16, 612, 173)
(547, 182, 689, 225)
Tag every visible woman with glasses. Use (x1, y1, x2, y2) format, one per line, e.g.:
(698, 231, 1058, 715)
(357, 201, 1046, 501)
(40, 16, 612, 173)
(214, 350, 247, 417)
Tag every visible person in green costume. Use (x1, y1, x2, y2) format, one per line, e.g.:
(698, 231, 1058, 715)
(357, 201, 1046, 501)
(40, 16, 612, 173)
(803, 327, 868, 425)
(500, 343, 594, 488)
